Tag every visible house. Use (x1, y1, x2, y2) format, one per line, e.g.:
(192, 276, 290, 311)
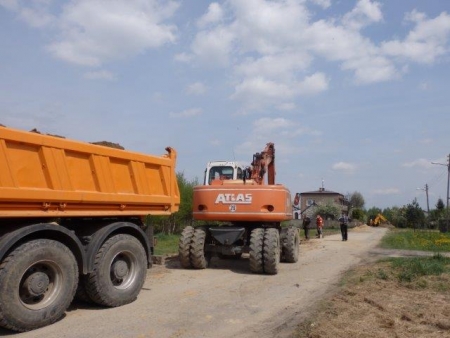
(294, 187, 348, 219)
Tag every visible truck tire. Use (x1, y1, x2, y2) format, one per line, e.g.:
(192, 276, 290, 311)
(0, 239, 78, 332)
(190, 228, 208, 269)
(74, 278, 93, 304)
(249, 228, 264, 273)
(179, 226, 195, 268)
(85, 234, 147, 307)
(281, 227, 300, 263)
(263, 228, 280, 275)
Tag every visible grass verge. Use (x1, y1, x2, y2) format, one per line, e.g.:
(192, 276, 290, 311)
(153, 233, 179, 256)
(379, 228, 450, 252)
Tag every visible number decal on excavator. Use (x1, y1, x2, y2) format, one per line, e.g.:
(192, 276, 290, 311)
(229, 204, 236, 212)
(215, 193, 252, 204)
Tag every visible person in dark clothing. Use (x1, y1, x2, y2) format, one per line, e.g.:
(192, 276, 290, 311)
(338, 212, 350, 241)
(302, 215, 311, 240)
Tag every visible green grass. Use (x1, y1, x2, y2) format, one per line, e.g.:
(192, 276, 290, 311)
(380, 229, 450, 252)
(388, 254, 450, 283)
(153, 233, 179, 256)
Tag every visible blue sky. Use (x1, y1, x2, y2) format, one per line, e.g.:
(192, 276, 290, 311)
(1, 0, 450, 210)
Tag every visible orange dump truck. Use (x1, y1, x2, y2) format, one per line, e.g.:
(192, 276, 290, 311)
(0, 126, 180, 332)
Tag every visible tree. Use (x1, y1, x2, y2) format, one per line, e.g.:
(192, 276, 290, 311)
(383, 207, 406, 228)
(404, 198, 425, 229)
(315, 202, 340, 220)
(436, 198, 445, 211)
(351, 208, 365, 221)
(349, 191, 365, 209)
(148, 172, 198, 235)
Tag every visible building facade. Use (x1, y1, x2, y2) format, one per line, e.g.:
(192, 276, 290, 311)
(294, 187, 348, 219)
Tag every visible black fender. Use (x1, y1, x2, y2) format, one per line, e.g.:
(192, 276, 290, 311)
(84, 222, 152, 273)
(0, 223, 86, 275)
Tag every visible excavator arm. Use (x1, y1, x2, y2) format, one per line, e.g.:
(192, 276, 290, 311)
(246, 142, 275, 185)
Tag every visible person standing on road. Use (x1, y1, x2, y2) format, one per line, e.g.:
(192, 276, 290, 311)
(302, 215, 311, 240)
(339, 212, 350, 241)
(316, 214, 323, 238)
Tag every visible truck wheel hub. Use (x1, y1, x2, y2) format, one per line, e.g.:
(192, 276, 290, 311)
(112, 260, 128, 279)
(24, 272, 50, 296)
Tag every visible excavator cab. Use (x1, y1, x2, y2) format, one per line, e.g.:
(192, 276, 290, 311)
(204, 161, 246, 185)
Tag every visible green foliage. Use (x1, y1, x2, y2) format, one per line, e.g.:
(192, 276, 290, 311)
(388, 255, 450, 283)
(405, 198, 425, 228)
(436, 198, 445, 211)
(380, 229, 450, 252)
(383, 206, 407, 228)
(315, 202, 340, 220)
(349, 191, 365, 209)
(147, 172, 199, 235)
(351, 208, 365, 221)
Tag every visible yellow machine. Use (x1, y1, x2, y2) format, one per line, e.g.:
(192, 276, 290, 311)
(370, 213, 387, 226)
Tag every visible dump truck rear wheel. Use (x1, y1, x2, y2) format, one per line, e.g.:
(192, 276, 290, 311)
(249, 228, 264, 273)
(74, 277, 93, 304)
(281, 227, 300, 263)
(190, 228, 208, 269)
(263, 228, 280, 275)
(179, 226, 195, 268)
(0, 239, 78, 332)
(85, 234, 147, 307)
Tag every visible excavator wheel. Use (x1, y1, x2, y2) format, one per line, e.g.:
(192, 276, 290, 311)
(190, 227, 209, 269)
(281, 227, 300, 263)
(178, 226, 195, 268)
(249, 228, 264, 273)
(263, 228, 280, 275)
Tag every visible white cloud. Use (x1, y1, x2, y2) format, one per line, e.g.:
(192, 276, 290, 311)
(169, 108, 202, 118)
(0, 0, 55, 28)
(381, 11, 450, 64)
(402, 158, 434, 169)
(277, 102, 296, 111)
(372, 188, 400, 195)
(83, 70, 116, 81)
(332, 162, 357, 173)
(191, 26, 235, 66)
(342, 0, 383, 31)
(185, 82, 207, 95)
(49, 0, 179, 67)
(173, 52, 192, 63)
(197, 2, 224, 28)
(309, 0, 331, 9)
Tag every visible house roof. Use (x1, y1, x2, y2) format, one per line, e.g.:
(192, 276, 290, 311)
(300, 188, 343, 196)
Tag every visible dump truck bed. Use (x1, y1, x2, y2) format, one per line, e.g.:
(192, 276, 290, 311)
(0, 126, 180, 217)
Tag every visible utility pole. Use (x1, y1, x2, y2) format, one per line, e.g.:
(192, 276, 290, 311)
(432, 154, 450, 232)
(417, 184, 430, 213)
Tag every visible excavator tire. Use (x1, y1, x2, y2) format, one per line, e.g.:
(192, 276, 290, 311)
(190, 228, 208, 269)
(179, 226, 195, 268)
(249, 228, 264, 273)
(263, 228, 280, 275)
(281, 227, 299, 263)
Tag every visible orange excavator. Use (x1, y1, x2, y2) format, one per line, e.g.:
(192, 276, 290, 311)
(179, 143, 298, 275)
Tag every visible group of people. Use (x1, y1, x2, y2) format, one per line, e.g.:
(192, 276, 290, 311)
(301, 212, 350, 241)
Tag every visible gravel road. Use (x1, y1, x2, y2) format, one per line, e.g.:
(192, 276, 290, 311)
(10, 226, 387, 338)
